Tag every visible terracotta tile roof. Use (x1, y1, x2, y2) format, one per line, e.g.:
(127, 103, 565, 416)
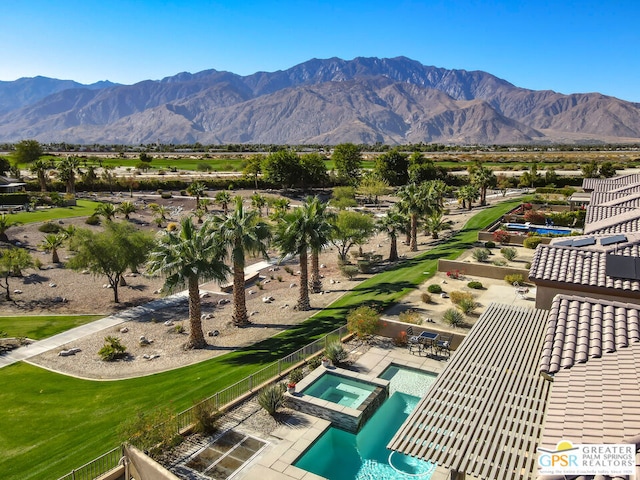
(609, 182, 640, 194)
(538, 342, 640, 480)
(584, 209, 640, 234)
(585, 206, 637, 225)
(529, 235, 640, 292)
(583, 174, 640, 191)
(600, 192, 640, 208)
(539, 295, 640, 375)
(389, 303, 551, 480)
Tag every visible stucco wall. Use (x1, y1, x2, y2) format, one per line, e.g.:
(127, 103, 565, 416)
(438, 259, 530, 282)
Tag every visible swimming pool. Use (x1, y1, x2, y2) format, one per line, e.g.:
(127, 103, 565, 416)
(294, 366, 437, 479)
(503, 223, 571, 235)
(301, 372, 377, 409)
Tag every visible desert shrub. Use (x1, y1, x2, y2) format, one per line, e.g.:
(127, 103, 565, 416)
(166, 222, 178, 232)
(493, 230, 511, 244)
(85, 215, 100, 225)
(505, 273, 524, 285)
(98, 336, 127, 361)
(173, 323, 185, 334)
(525, 261, 532, 269)
(398, 310, 422, 325)
(325, 341, 349, 366)
(161, 192, 172, 199)
(421, 292, 431, 303)
(38, 222, 61, 234)
(340, 264, 360, 280)
(449, 291, 474, 306)
(276, 275, 283, 282)
(427, 284, 442, 294)
(289, 367, 305, 384)
(523, 236, 544, 249)
(192, 399, 221, 435)
(472, 248, 490, 262)
(492, 259, 508, 266)
(456, 298, 477, 314)
(119, 407, 181, 459)
(180, 190, 187, 196)
(307, 356, 322, 369)
(283, 266, 294, 275)
(347, 305, 381, 339)
(393, 331, 408, 346)
(258, 383, 285, 416)
(156, 189, 163, 195)
(357, 260, 371, 273)
(256, 281, 263, 290)
(443, 308, 465, 327)
(500, 247, 518, 261)
(467, 281, 483, 289)
(484, 241, 496, 249)
(33, 258, 43, 270)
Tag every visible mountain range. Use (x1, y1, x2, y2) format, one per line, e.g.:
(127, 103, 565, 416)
(1, 56, 639, 145)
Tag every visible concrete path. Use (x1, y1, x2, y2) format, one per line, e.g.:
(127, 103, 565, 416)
(0, 260, 280, 369)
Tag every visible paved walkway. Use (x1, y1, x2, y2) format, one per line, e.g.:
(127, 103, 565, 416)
(0, 260, 278, 370)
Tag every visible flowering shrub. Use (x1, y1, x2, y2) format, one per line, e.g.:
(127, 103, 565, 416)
(493, 230, 511, 244)
(446, 269, 464, 280)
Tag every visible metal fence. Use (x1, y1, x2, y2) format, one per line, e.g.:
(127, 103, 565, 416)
(56, 445, 122, 480)
(175, 324, 349, 431)
(57, 324, 349, 480)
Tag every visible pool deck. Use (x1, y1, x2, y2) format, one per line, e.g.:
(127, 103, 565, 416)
(234, 343, 450, 480)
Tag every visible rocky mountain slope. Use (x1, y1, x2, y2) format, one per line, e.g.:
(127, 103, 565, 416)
(1, 57, 638, 145)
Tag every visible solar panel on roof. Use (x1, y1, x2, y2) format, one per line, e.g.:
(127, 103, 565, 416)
(600, 235, 628, 246)
(554, 239, 574, 247)
(573, 237, 596, 247)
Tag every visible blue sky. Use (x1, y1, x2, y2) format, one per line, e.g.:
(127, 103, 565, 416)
(1, 0, 638, 101)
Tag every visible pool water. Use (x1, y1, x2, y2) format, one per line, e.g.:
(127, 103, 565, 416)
(530, 226, 571, 235)
(301, 372, 377, 409)
(294, 366, 437, 479)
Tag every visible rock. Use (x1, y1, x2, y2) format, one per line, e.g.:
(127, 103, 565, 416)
(81, 270, 90, 274)
(296, 271, 301, 275)
(248, 290, 255, 295)
(58, 347, 80, 356)
(330, 279, 335, 284)
(250, 311, 258, 316)
(153, 289, 162, 294)
(139, 336, 152, 346)
(289, 283, 296, 288)
(52, 296, 66, 303)
(207, 330, 220, 337)
(320, 264, 326, 268)
(120, 327, 129, 333)
(262, 296, 273, 303)
(218, 298, 230, 305)
(13, 289, 22, 294)
(280, 303, 289, 309)
(263, 279, 270, 284)
(164, 320, 174, 326)
(199, 291, 209, 298)
(49, 283, 57, 288)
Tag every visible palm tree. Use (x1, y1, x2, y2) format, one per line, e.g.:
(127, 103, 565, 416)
(273, 203, 318, 311)
(187, 181, 207, 210)
(397, 182, 441, 251)
(306, 197, 333, 293)
(469, 163, 496, 206)
(95, 202, 117, 221)
(457, 185, 480, 210)
(0, 214, 18, 243)
(147, 217, 230, 349)
(40, 233, 65, 263)
(117, 201, 136, 220)
(101, 165, 116, 194)
(30, 158, 49, 192)
(215, 191, 232, 214)
(212, 197, 271, 326)
(424, 211, 453, 239)
(57, 157, 80, 195)
(376, 206, 407, 262)
(250, 193, 267, 217)
(271, 198, 290, 219)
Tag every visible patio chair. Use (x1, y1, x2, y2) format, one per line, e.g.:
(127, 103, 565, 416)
(435, 334, 452, 357)
(513, 281, 529, 299)
(406, 326, 422, 354)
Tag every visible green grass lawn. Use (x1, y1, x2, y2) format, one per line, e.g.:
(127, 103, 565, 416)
(0, 315, 103, 340)
(5, 200, 101, 226)
(0, 198, 525, 480)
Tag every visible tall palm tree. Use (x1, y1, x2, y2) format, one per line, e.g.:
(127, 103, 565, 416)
(57, 157, 80, 195)
(469, 163, 496, 206)
(273, 203, 318, 311)
(147, 217, 229, 349)
(376, 206, 407, 262)
(424, 210, 453, 239)
(397, 182, 441, 252)
(212, 197, 271, 326)
(305, 197, 333, 293)
(30, 158, 49, 192)
(457, 185, 480, 210)
(40, 233, 65, 263)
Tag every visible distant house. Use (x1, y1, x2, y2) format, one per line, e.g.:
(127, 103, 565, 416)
(529, 234, 640, 309)
(0, 175, 26, 193)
